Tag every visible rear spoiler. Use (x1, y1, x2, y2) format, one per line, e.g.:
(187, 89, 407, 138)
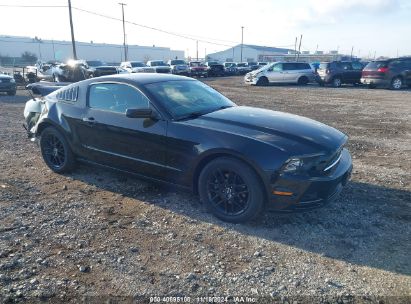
(26, 81, 71, 96)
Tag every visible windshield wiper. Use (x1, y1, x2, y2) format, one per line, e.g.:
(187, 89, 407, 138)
(175, 110, 209, 121)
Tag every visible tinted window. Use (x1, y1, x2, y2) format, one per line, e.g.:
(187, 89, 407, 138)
(338, 62, 352, 70)
(144, 80, 235, 119)
(170, 60, 186, 65)
(283, 63, 296, 70)
(130, 62, 145, 67)
(390, 60, 407, 69)
(150, 61, 166, 66)
(351, 62, 364, 70)
(365, 61, 388, 69)
(297, 63, 311, 70)
(89, 83, 150, 113)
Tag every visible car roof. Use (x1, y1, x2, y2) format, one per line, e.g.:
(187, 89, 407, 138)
(83, 73, 193, 85)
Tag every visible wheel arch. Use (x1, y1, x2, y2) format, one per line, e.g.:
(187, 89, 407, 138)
(191, 150, 269, 204)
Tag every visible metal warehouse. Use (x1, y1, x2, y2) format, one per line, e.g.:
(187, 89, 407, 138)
(0, 35, 185, 64)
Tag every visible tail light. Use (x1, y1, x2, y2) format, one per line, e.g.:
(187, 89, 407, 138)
(377, 67, 388, 73)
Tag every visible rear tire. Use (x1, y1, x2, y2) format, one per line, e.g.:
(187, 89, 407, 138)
(332, 77, 342, 87)
(390, 77, 402, 90)
(40, 127, 76, 173)
(198, 157, 265, 223)
(297, 76, 309, 85)
(256, 77, 269, 86)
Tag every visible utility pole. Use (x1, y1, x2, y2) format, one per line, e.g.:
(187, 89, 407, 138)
(67, 0, 77, 59)
(52, 39, 56, 61)
(119, 3, 127, 61)
(240, 26, 244, 62)
(296, 34, 302, 62)
(196, 41, 199, 61)
(294, 37, 297, 60)
(350, 46, 354, 60)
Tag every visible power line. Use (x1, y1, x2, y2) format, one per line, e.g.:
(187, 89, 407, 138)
(0, 4, 295, 50)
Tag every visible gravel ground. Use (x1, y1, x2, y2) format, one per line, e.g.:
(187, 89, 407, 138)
(0, 78, 410, 303)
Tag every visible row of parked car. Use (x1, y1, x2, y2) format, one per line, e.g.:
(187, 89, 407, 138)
(244, 57, 411, 90)
(23, 59, 268, 83)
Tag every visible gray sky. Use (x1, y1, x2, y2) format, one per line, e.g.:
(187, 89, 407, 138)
(1, 0, 410, 58)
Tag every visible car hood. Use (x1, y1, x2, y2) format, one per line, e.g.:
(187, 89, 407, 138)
(0, 74, 13, 80)
(185, 106, 347, 154)
(152, 65, 170, 69)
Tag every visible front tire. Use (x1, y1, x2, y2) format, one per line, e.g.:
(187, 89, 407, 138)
(40, 127, 76, 173)
(198, 157, 265, 223)
(390, 77, 402, 90)
(332, 77, 342, 87)
(256, 77, 269, 86)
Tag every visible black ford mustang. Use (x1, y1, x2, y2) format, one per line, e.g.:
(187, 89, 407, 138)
(24, 74, 352, 223)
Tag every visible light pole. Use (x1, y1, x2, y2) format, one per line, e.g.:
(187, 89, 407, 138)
(67, 0, 77, 59)
(240, 26, 244, 62)
(119, 3, 127, 61)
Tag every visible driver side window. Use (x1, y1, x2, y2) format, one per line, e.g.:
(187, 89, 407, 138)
(89, 83, 150, 114)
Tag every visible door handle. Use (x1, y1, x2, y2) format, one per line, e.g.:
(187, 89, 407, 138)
(82, 117, 96, 124)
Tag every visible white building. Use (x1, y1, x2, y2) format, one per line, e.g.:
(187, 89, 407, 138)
(0, 35, 185, 64)
(207, 44, 294, 63)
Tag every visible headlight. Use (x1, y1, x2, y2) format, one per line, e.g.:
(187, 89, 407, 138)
(281, 154, 324, 174)
(283, 158, 303, 172)
(10, 78, 16, 83)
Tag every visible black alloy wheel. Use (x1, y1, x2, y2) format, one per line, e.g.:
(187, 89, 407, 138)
(40, 127, 76, 173)
(298, 76, 309, 85)
(199, 157, 264, 223)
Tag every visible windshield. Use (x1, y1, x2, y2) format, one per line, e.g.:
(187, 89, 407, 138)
(224, 62, 236, 67)
(190, 62, 205, 67)
(170, 60, 186, 65)
(86, 60, 105, 67)
(131, 62, 145, 67)
(150, 61, 166, 66)
(145, 80, 236, 120)
(237, 63, 247, 67)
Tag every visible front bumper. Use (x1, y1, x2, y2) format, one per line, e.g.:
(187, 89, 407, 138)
(268, 148, 352, 211)
(244, 75, 258, 85)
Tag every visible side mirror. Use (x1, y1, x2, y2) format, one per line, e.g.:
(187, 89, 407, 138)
(126, 108, 156, 119)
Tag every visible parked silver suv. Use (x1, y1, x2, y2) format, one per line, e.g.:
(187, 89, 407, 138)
(245, 62, 317, 86)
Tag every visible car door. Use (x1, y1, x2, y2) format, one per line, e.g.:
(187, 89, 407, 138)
(266, 63, 283, 83)
(282, 63, 298, 82)
(76, 82, 169, 180)
(340, 62, 355, 83)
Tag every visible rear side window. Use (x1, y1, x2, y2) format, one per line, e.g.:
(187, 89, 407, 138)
(283, 63, 296, 70)
(365, 61, 388, 69)
(298, 63, 311, 70)
(88, 83, 150, 113)
(338, 62, 352, 70)
(351, 62, 364, 70)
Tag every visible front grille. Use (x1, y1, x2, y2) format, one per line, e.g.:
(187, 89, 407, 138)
(309, 147, 343, 176)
